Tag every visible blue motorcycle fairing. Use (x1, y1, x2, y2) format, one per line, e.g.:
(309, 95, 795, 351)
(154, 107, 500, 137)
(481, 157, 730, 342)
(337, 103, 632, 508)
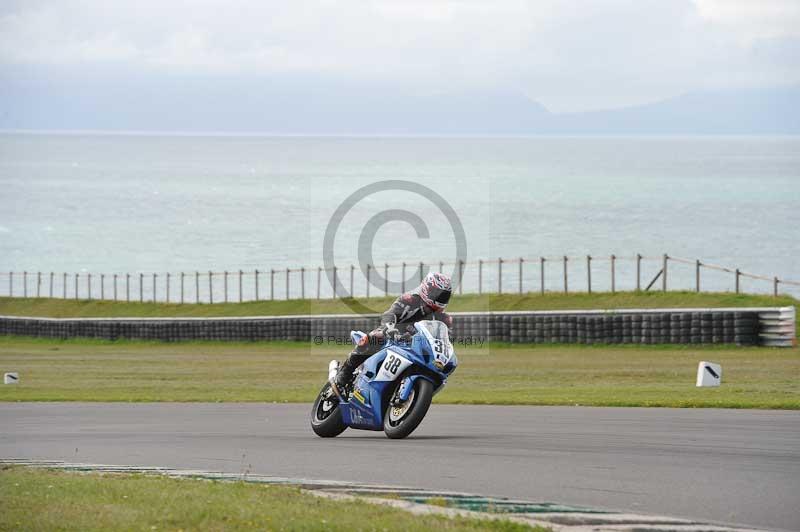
(339, 348, 393, 430)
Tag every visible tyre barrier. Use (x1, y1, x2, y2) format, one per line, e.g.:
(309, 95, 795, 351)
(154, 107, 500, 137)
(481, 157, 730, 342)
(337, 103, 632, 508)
(757, 307, 797, 347)
(0, 307, 794, 347)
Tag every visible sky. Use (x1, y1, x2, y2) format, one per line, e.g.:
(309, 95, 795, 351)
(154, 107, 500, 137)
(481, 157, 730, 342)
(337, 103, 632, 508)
(0, 0, 798, 118)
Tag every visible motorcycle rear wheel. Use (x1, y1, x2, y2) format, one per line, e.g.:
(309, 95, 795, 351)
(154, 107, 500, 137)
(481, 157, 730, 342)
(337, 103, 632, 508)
(383, 378, 434, 439)
(310, 382, 347, 437)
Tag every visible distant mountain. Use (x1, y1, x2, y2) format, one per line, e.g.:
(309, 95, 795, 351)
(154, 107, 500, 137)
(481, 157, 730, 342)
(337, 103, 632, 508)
(555, 87, 800, 135)
(0, 67, 797, 135)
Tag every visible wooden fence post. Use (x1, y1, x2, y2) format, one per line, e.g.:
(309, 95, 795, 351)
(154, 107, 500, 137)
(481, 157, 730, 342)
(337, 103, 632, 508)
(636, 253, 642, 291)
(478, 260, 483, 295)
(100, 274, 105, 300)
(255, 270, 259, 301)
(518, 257, 523, 294)
(139, 273, 143, 302)
(498, 258, 503, 294)
(270, 269, 275, 300)
(286, 268, 290, 300)
(563, 256, 568, 294)
(195, 272, 200, 303)
(419, 261, 424, 283)
(208, 271, 213, 304)
(696, 260, 701, 293)
(126, 273, 130, 302)
(401, 262, 406, 293)
(179, 272, 184, 304)
(166, 273, 170, 303)
(384, 263, 389, 295)
(300, 268, 305, 299)
(49, 272, 54, 298)
(113, 274, 118, 301)
(458, 260, 464, 295)
(540, 257, 545, 295)
(75, 273, 79, 300)
(586, 255, 592, 294)
(774, 277, 779, 297)
(87, 273, 91, 300)
(152, 273, 156, 302)
(37, 271, 41, 297)
(23, 271, 27, 297)
(439, 261, 444, 273)
(662, 254, 668, 291)
(610, 254, 616, 294)
(735, 268, 740, 294)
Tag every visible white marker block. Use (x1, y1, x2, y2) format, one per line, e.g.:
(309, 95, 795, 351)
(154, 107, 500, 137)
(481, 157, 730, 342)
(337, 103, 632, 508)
(4, 372, 19, 385)
(696, 362, 721, 387)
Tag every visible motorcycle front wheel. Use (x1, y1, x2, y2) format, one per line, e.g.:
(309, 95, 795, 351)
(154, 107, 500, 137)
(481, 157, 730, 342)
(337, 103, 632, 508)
(383, 378, 434, 439)
(310, 382, 347, 437)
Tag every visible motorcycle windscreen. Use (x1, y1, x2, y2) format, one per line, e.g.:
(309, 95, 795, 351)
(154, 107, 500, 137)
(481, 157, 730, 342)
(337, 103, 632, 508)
(414, 320, 455, 370)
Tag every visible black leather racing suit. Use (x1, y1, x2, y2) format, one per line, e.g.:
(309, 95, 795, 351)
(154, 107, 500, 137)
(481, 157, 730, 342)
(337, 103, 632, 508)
(337, 289, 453, 383)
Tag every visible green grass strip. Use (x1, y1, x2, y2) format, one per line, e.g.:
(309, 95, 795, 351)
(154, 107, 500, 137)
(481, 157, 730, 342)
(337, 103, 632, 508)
(0, 466, 542, 531)
(0, 337, 797, 407)
(1, 292, 797, 324)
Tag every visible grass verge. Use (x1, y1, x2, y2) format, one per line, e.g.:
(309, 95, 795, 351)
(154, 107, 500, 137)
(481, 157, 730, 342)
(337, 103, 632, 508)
(0, 466, 539, 531)
(0, 291, 797, 323)
(0, 337, 797, 408)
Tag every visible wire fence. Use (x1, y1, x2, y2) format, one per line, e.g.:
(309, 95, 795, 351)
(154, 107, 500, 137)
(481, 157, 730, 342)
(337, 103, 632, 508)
(1, 254, 798, 304)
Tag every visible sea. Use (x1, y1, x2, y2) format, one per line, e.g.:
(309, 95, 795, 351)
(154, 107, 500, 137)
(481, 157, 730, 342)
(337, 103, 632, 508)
(1, 133, 798, 300)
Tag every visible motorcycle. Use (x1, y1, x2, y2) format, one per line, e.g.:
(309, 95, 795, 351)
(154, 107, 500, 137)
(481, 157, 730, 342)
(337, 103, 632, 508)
(310, 320, 458, 439)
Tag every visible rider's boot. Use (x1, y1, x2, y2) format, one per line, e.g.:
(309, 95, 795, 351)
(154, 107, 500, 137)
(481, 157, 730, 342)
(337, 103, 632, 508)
(330, 350, 360, 397)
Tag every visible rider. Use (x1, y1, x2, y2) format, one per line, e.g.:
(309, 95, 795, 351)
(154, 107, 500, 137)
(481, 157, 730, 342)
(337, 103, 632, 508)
(331, 271, 453, 395)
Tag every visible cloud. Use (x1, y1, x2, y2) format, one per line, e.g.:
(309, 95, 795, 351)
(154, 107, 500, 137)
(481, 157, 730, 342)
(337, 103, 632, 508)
(695, 0, 800, 41)
(0, 0, 798, 112)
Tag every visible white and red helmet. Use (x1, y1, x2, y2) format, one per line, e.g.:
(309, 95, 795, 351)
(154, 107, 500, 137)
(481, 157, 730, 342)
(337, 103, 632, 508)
(419, 272, 452, 311)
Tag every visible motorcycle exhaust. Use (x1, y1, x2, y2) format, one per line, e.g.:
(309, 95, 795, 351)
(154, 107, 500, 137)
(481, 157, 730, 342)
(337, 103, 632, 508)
(328, 360, 340, 382)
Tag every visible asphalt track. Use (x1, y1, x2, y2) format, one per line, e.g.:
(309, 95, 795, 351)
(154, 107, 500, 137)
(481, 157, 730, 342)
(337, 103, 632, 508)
(1, 403, 798, 531)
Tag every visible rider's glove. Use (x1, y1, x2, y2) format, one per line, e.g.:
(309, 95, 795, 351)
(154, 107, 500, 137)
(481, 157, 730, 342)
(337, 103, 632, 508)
(384, 322, 400, 341)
